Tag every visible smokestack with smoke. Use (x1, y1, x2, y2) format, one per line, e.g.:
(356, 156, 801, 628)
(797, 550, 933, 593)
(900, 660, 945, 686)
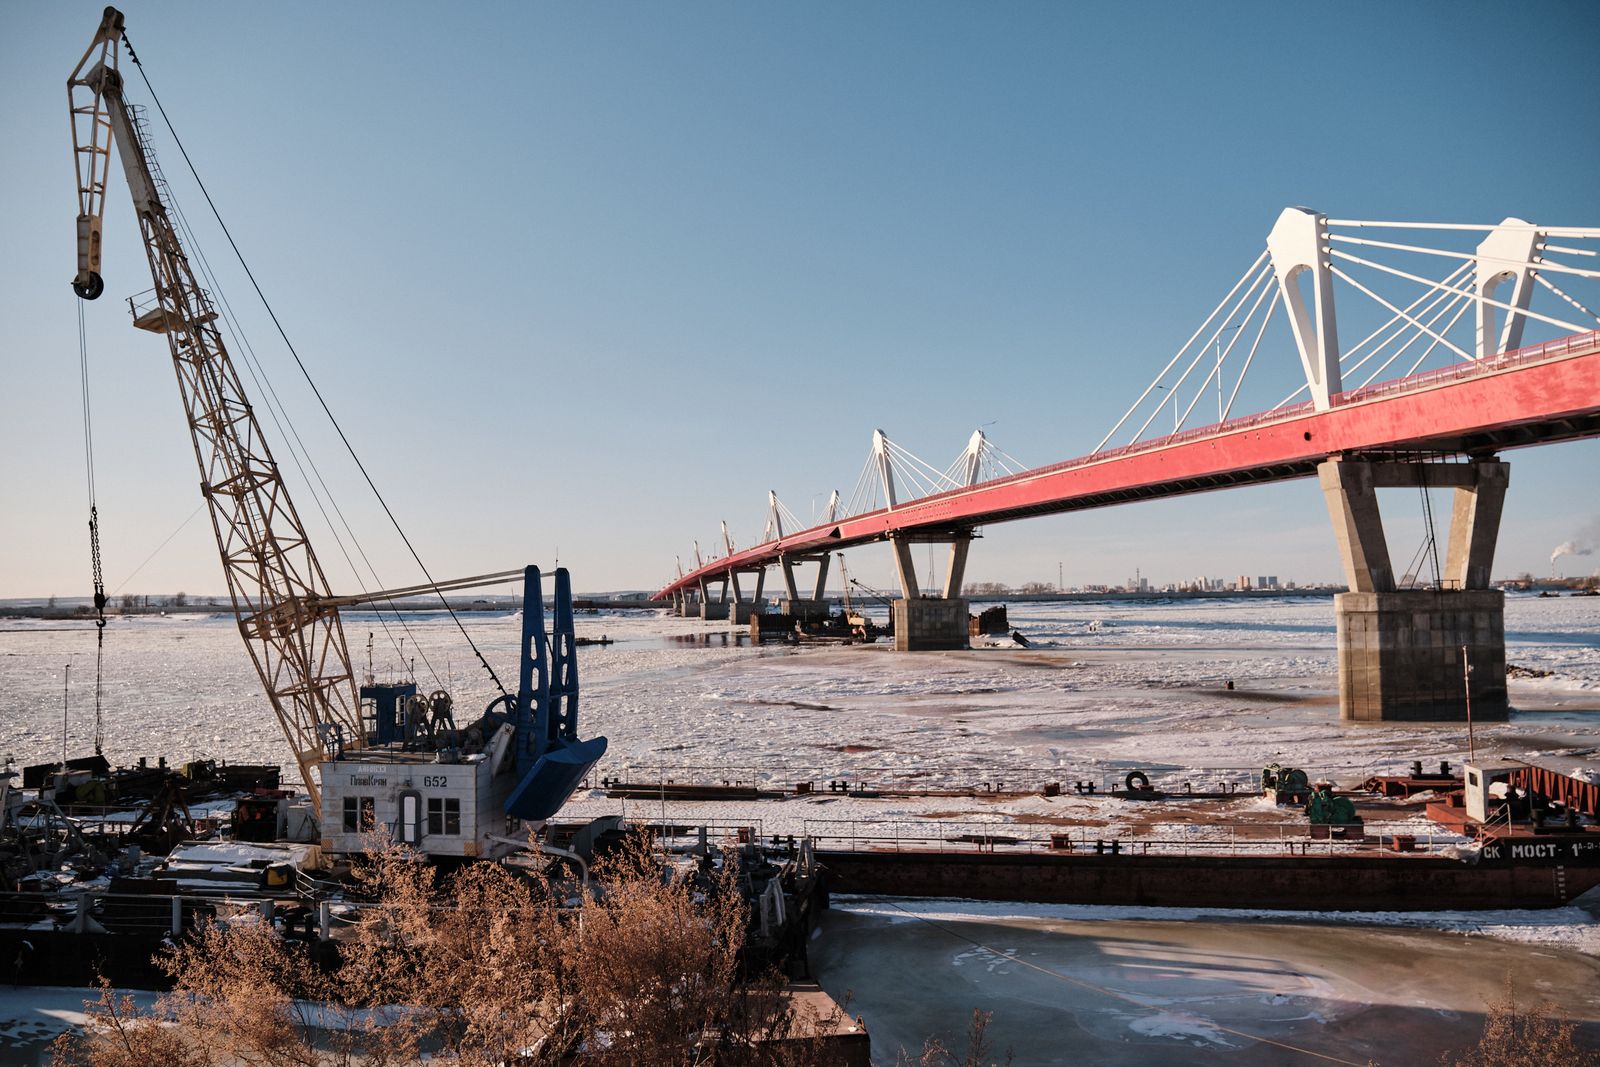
(1551, 541, 1592, 565)
(1551, 516, 1600, 571)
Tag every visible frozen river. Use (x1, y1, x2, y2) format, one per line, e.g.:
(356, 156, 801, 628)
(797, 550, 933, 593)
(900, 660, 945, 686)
(5, 593, 1598, 787)
(3, 593, 1599, 1062)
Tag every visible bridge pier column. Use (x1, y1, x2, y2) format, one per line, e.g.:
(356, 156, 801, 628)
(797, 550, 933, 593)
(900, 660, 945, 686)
(889, 531, 974, 651)
(779, 554, 832, 621)
(1319, 457, 1509, 723)
(722, 568, 766, 628)
(699, 577, 729, 620)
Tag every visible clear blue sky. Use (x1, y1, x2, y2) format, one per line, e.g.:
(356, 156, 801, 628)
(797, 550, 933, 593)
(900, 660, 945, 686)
(2, 1, 1597, 599)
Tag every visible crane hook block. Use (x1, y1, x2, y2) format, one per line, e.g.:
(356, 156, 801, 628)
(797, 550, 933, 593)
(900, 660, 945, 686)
(73, 272, 105, 301)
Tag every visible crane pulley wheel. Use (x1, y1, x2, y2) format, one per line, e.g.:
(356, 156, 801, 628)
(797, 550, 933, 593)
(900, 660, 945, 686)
(73, 272, 105, 301)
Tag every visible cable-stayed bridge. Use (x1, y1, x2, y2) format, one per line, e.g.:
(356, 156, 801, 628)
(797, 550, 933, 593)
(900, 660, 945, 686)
(654, 209, 1600, 723)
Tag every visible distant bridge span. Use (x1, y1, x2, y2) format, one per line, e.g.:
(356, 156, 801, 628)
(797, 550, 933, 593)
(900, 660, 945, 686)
(655, 209, 1600, 724)
(654, 329, 1600, 601)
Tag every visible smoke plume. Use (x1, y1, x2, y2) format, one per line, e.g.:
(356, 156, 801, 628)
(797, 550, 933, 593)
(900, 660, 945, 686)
(1551, 541, 1592, 565)
(1551, 516, 1600, 567)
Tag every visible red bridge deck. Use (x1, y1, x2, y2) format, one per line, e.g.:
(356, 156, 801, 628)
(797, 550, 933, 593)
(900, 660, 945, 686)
(657, 330, 1600, 599)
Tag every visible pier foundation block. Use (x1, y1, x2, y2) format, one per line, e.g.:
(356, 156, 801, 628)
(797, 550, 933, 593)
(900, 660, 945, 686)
(781, 598, 830, 621)
(1335, 590, 1507, 722)
(699, 601, 730, 621)
(893, 598, 970, 651)
(729, 602, 758, 627)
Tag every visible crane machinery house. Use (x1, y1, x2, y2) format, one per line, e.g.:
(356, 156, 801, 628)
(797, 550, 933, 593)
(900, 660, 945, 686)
(319, 567, 607, 860)
(319, 686, 520, 859)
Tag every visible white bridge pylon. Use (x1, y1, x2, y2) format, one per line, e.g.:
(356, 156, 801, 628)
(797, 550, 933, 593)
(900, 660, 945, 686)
(1096, 209, 1600, 452)
(681, 427, 1028, 606)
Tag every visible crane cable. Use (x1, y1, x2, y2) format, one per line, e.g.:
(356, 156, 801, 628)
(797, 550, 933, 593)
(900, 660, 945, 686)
(77, 300, 107, 756)
(120, 31, 509, 699)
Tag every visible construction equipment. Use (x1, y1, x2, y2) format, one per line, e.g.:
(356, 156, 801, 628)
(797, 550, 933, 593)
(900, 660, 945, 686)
(64, 10, 605, 846)
(1262, 764, 1312, 806)
(321, 566, 606, 858)
(69, 8, 362, 811)
(835, 554, 887, 641)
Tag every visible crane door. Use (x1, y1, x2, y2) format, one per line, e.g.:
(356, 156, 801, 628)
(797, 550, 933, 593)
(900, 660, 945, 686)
(397, 790, 422, 845)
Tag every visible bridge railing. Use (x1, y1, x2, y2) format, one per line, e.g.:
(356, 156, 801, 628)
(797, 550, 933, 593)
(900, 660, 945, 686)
(1336, 329, 1600, 406)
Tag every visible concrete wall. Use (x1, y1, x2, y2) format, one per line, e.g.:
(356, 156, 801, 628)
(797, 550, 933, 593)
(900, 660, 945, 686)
(1335, 589, 1507, 722)
(893, 598, 970, 651)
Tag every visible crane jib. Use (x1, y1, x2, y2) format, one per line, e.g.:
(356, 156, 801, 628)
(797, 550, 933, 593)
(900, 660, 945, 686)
(68, 7, 366, 815)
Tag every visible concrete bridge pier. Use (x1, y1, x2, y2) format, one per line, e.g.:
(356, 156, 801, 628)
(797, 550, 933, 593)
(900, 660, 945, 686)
(726, 566, 765, 628)
(779, 552, 833, 621)
(698, 577, 730, 621)
(890, 531, 973, 651)
(1319, 457, 1509, 723)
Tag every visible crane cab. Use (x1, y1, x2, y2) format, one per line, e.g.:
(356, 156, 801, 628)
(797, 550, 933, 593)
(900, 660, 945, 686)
(318, 721, 520, 860)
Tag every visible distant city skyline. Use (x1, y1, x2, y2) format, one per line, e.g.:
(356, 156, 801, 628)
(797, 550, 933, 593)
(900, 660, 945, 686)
(3, 2, 1597, 601)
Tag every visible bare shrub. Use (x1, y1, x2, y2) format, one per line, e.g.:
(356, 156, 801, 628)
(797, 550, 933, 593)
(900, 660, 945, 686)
(909, 1008, 1012, 1067)
(1444, 977, 1600, 1067)
(52, 835, 849, 1066)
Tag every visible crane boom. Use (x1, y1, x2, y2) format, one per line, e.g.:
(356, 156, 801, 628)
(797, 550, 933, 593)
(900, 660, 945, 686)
(69, 7, 363, 812)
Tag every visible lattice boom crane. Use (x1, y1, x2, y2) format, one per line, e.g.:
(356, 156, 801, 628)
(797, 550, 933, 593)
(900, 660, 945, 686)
(69, 7, 363, 812)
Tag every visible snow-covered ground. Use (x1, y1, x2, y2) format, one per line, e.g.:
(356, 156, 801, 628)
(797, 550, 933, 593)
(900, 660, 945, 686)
(5, 593, 1597, 803)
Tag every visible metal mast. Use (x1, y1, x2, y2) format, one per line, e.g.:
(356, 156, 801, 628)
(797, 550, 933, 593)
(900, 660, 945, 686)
(69, 7, 362, 811)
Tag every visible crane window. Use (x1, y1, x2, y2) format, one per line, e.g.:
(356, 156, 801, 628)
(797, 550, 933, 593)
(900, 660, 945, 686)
(342, 796, 377, 833)
(427, 797, 461, 836)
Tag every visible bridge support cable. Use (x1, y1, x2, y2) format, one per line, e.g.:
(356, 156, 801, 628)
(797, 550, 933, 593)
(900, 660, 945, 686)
(1270, 260, 1475, 410)
(1094, 250, 1270, 453)
(1327, 267, 1477, 364)
(1372, 289, 1476, 388)
(1327, 220, 1600, 239)
(1124, 260, 1277, 445)
(1329, 251, 1588, 341)
(1535, 274, 1600, 325)
(1346, 267, 1475, 385)
(940, 430, 1027, 488)
(1221, 287, 1280, 422)
(1165, 262, 1280, 439)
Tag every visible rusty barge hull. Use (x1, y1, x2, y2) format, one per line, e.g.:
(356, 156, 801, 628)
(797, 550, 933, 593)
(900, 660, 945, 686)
(818, 849, 1600, 912)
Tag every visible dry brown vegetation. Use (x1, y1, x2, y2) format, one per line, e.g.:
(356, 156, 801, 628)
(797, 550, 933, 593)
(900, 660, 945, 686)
(907, 1009, 1012, 1067)
(52, 836, 855, 1066)
(1443, 977, 1600, 1067)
